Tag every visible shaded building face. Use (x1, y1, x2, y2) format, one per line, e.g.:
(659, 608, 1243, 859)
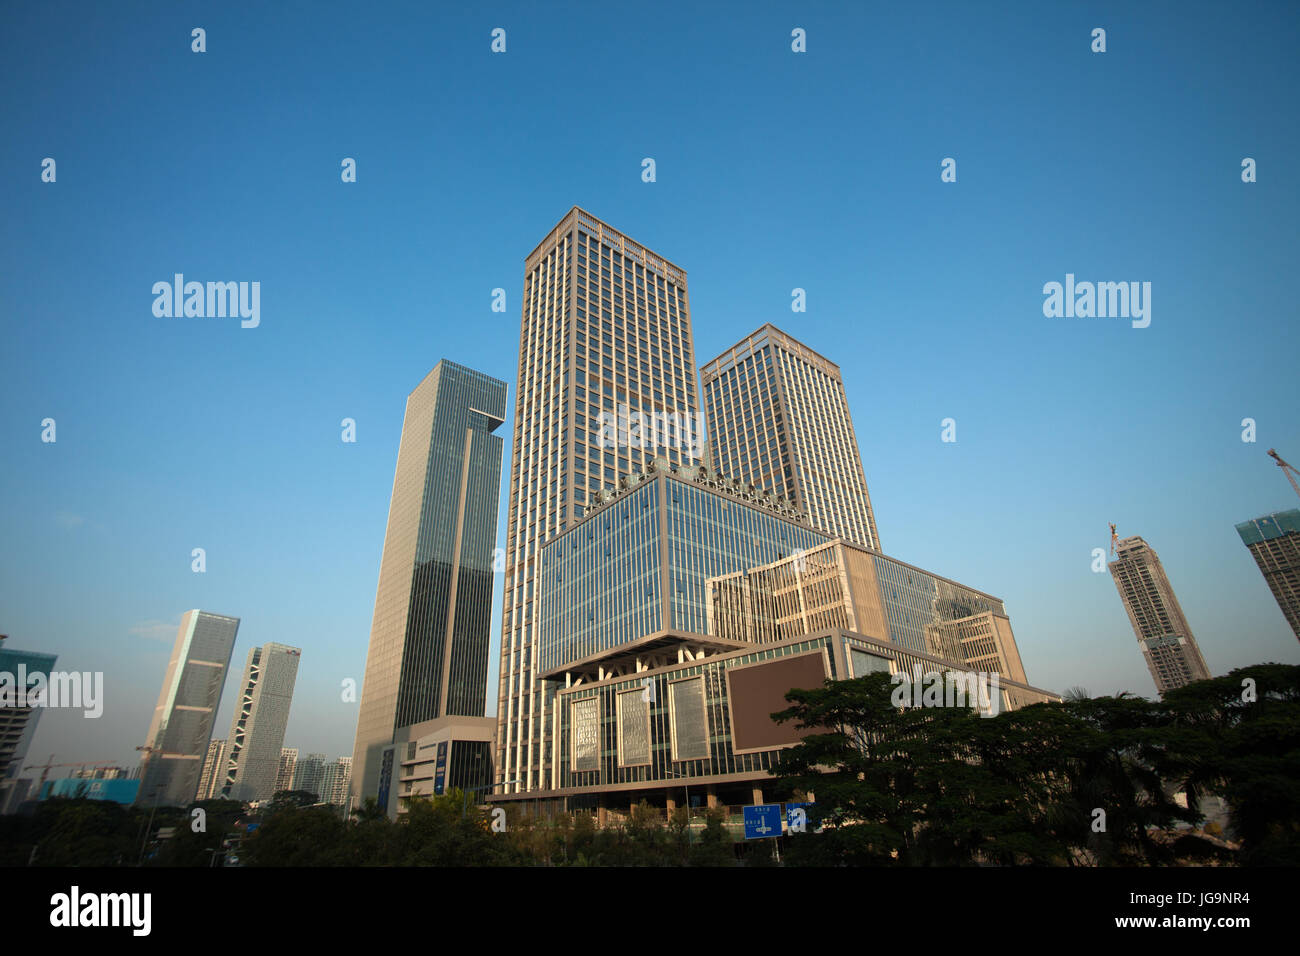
(351, 361, 507, 805)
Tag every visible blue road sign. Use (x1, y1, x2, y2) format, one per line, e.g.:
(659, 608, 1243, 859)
(786, 802, 811, 831)
(744, 803, 782, 840)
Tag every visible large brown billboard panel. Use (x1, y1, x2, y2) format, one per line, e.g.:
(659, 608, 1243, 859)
(726, 651, 829, 754)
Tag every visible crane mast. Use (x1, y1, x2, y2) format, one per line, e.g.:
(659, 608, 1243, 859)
(1267, 448, 1300, 501)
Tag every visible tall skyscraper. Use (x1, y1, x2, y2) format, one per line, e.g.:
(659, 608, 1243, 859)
(196, 738, 228, 800)
(701, 324, 882, 551)
(274, 747, 298, 796)
(0, 636, 58, 814)
(317, 756, 352, 809)
(1109, 536, 1211, 695)
(219, 643, 301, 803)
(292, 752, 327, 800)
(1236, 509, 1300, 641)
(351, 360, 507, 810)
(497, 208, 700, 795)
(137, 611, 240, 806)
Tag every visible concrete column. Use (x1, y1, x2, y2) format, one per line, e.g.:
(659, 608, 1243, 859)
(752, 786, 764, 804)
(706, 785, 718, 809)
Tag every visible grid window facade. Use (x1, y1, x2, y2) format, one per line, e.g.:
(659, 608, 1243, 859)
(1237, 510, 1300, 641)
(351, 361, 506, 804)
(1109, 536, 1212, 695)
(701, 324, 881, 552)
(498, 208, 699, 795)
(536, 469, 826, 674)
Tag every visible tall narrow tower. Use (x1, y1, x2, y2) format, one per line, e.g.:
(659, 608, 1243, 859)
(1108, 536, 1211, 695)
(350, 360, 507, 808)
(1236, 510, 1300, 641)
(701, 324, 882, 551)
(496, 208, 700, 796)
(137, 610, 240, 806)
(219, 643, 301, 803)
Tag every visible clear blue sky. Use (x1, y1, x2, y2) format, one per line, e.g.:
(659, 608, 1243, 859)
(2, 1, 1297, 774)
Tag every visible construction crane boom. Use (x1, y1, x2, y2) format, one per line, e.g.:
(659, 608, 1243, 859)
(1267, 448, 1300, 501)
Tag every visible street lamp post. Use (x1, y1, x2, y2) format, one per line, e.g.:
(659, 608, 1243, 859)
(664, 769, 693, 845)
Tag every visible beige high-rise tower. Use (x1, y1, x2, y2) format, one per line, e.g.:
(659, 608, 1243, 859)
(496, 208, 700, 795)
(701, 324, 882, 552)
(1109, 535, 1212, 695)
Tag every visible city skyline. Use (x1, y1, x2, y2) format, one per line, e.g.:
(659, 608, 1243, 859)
(3, 5, 1299, 773)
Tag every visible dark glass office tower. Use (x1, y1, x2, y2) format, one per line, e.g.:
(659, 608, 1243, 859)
(351, 360, 507, 807)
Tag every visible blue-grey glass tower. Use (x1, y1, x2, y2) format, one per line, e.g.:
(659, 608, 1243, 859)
(351, 361, 507, 807)
(0, 637, 58, 814)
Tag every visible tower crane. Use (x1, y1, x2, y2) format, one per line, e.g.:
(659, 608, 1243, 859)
(1267, 448, 1300, 501)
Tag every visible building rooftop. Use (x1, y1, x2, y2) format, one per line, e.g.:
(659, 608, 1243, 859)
(1236, 509, 1300, 545)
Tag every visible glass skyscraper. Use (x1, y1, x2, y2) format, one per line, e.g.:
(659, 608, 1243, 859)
(219, 642, 301, 803)
(350, 360, 507, 807)
(137, 610, 240, 807)
(496, 208, 699, 795)
(701, 323, 882, 552)
(0, 636, 58, 814)
(1109, 535, 1211, 695)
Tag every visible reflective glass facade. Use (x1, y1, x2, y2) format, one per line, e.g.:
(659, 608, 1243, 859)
(351, 361, 506, 805)
(536, 469, 827, 673)
(870, 555, 1006, 656)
